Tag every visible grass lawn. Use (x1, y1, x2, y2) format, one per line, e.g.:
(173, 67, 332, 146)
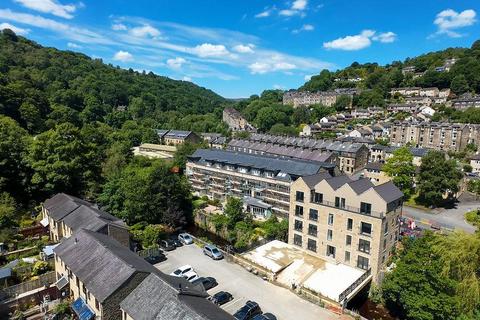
(404, 194, 432, 212)
(465, 210, 480, 228)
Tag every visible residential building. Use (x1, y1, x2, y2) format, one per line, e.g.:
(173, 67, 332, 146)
(42, 193, 129, 246)
(54, 229, 229, 320)
(362, 162, 391, 185)
(401, 66, 416, 74)
(283, 90, 353, 108)
(385, 146, 428, 166)
(351, 108, 370, 119)
(288, 173, 403, 283)
(386, 103, 418, 114)
(443, 58, 458, 72)
(133, 143, 176, 159)
(404, 96, 432, 108)
(390, 87, 422, 97)
(186, 149, 336, 218)
(222, 108, 257, 132)
(452, 96, 480, 110)
(470, 154, 480, 174)
(202, 133, 227, 149)
(390, 121, 470, 151)
(155, 129, 202, 145)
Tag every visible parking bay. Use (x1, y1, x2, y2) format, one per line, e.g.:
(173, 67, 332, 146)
(154, 244, 340, 320)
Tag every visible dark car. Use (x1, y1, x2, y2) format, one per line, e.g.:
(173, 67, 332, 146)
(159, 239, 176, 251)
(233, 301, 261, 320)
(144, 254, 165, 264)
(192, 277, 218, 290)
(209, 291, 233, 306)
(169, 236, 183, 247)
(252, 313, 277, 320)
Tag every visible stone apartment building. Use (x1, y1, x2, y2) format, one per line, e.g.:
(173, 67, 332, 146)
(451, 96, 480, 110)
(386, 103, 418, 114)
(222, 108, 257, 132)
(390, 121, 470, 151)
(283, 90, 352, 108)
(42, 193, 129, 246)
(288, 173, 403, 283)
(54, 229, 229, 320)
(186, 149, 335, 218)
(155, 129, 202, 146)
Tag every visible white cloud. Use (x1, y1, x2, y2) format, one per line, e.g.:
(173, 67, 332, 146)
(249, 61, 296, 74)
(432, 9, 477, 38)
(129, 24, 161, 38)
(324, 29, 395, 50)
(112, 23, 127, 31)
(292, 0, 307, 10)
(13, 0, 78, 19)
(279, 0, 308, 17)
(191, 43, 230, 57)
(167, 57, 186, 69)
(0, 22, 29, 35)
(232, 44, 255, 53)
(304, 74, 314, 81)
(255, 10, 271, 18)
(372, 31, 397, 43)
(182, 76, 192, 82)
(113, 50, 133, 62)
(273, 84, 285, 89)
(292, 24, 314, 34)
(67, 42, 81, 48)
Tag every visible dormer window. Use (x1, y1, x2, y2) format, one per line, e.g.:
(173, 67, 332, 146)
(252, 169, 261, 176)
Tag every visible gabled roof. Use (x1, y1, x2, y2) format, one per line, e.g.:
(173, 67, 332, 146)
(325, 175, 353, 190)
(364, 162, 384, 171)
(302, 172, 333, 189)
(120, 273, 234, 320)
(348, 178, 375, 194)
(165, 130, 193, 139)
(373, 181, 404, 203)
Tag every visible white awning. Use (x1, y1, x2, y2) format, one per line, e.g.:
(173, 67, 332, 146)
(40, 217, 49, 227)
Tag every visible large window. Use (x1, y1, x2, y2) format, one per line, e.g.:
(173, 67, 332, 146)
(357, 256, 369, 270)
(326, 245, 336, 258)
(327, 229, 333, 241)
(296, 191, 304, 202)
(335, 197, 346, 209)
(293, 234, 302, 247)
(312, 192, 323, 204)
(295, 205, 304, 217)
(309, 209, 318, 221)
(308, 224, 317, 237)
(361, 222, 372, 236)
(328, 213, 334, 226)
(294, 220, 303, 232)
(307, 239, 317, 252)
(346, 235, 352, 246)
(360, 202, 372, 215)
(358, 239, 371, 254)
(347, 218, 353, 231)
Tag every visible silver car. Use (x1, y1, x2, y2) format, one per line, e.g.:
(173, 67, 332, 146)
(178, 233, 193, 245)
(203, 244, 223, 260)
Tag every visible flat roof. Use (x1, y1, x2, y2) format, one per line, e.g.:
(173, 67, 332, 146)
(241, 240, 366, 302)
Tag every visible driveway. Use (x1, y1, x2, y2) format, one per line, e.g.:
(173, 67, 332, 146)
(403, 202, 477, 234)
(154, 244, 341, 320)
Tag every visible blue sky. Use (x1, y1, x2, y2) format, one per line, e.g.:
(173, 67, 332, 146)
(0, 1, 479, 98)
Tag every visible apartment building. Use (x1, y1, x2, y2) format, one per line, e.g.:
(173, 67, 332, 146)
(42, 193, 129, 246)
(54, 229, 229, 320)
(452, 96, 480, 110)
(222, 108, 257, 132)
(362, 162, 391, 185)
(227, 134, 369, 174)
(186, 149, 336, 218)
(470, 154, 480, 174)
(283, 90, 352, 108)
(390, 121, 470, 151)
(386, 103, 418, 114)
(288, 173, 403, 283)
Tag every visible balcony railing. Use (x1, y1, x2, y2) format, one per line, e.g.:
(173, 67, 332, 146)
(313, 199, 387, 219)
(338, 268, 372, 303)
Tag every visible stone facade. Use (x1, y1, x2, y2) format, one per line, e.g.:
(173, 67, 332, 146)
(283, 90, 352, 108)
(222, 108, 256, 132)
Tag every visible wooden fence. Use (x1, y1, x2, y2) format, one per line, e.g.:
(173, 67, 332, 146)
(1, 271, 56, 298)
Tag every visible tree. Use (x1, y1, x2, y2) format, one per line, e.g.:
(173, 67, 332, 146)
(334, 95, 352, 111)
(269, 124, 298, 136)
(98, 159, 192, 227)
(0, 192, 16, 229)
(417, 151, 462, 207)
(450, 75, 470, 95)
(224, 197, 244, 230)
(301, 69, 333, 91)
(292, 107, 310, 125)
(173, 141, 206, 170)
(254, 107, 288, 132)
(19, 102, 43, 133)
(382, 147, 415, 199)
(27, 123, 99, 198)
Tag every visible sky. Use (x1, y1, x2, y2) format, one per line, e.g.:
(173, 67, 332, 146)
(0, 1, 479, 98)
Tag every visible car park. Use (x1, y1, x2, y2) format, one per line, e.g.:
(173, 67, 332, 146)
(208, 291, 233, 306)
(233, 301, 262, 320)
(178, 233, 194, 245)
(159, 239, 176, 251)
(191, 276, 218, 290)
(183, 270, 200, 282)
(170, 265, 194, 277)
(144, 255, 164, 264)
(252, 313, 277, 320)
(203, 244, 223, 260)
(169, 236, 183, 247)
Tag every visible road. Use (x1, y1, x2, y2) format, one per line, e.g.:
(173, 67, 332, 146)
(403, 203, 477, 234)
(154, 244, 341, 320)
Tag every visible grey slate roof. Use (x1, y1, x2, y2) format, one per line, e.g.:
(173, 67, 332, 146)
(120, 273, 234, 320)
(43, 193, 126, 232)
(471, 154, 480, 161)
(385, 146, 429, 158)
(165, 130, 193, 139)
(189, 149, 334, 178)
(302, 172, 332, 189)
(349, 178, 375, 194)
(373, 181, 404, 203)
(364, 162, 385, 171)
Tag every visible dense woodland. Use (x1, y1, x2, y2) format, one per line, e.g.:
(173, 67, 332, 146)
(0, 29, 480, 319)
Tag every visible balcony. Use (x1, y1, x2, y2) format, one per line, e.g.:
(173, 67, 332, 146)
(312, 199, 390, 219)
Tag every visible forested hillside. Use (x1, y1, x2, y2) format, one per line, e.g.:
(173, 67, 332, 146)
(301, 40, 480, 97)
(0, 29, 228, 134)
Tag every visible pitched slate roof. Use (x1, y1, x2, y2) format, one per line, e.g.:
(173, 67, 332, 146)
(165, 130, 193, 139)
(43, 193, 126, 232)
(189, 149, 334, 178)
(302, 172, 332, 189)
(364, 162, 385, 171)
(373, 181, 404, 203)
(120, 273, 234, 320)
(348, 178, 376, 194)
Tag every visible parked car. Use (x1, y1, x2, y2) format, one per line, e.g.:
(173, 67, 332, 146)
(169, 236, 183, 247)
(170, 265, 194, 277)
(178, 233, 194, 245)
(192, 277, 218, 290)
(252, 313, 277, 320)
(144, 255, 164, 264)
(159, 239, 176, 251)
(209, 291, 233, 306)
(183, 270, 200, 282)
(203, 244, 223, 260)
(233, 301, 261, 320)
